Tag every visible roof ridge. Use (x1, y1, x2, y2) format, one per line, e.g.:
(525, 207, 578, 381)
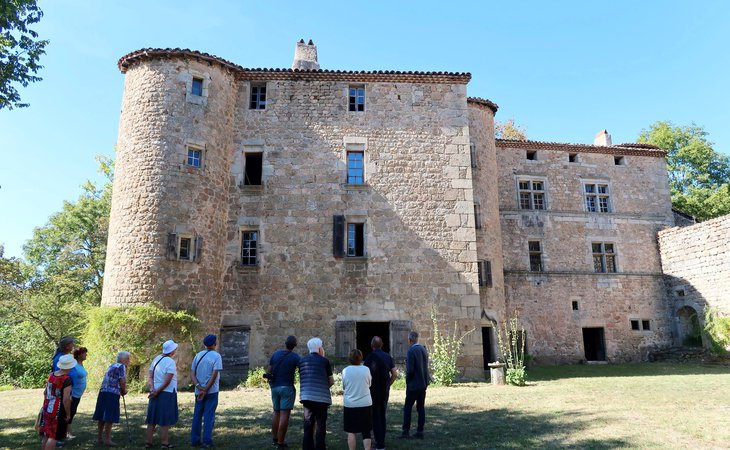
(496, 138, 666, 157)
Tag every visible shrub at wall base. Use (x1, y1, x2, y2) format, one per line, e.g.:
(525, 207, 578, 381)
(704, 308, 730, 354)
(83, 303, 199, 391)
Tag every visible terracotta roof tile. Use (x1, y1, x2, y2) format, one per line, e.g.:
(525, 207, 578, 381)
(467, 97, 499, 113)
(496, 139, 666, 158)
(118, 48, 471, 84)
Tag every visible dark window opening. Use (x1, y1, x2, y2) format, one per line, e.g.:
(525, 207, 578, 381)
(482, 327, 494, 369)
(241, 231, 258, 266)
(191, 77, 203, 96)
(474, 203, 482, 229)
(356, 321, 390, 360)
(347, 151, 364, 184)
(250, 84, 267, 110)
(478, 260, 493, 288)
(529, 240, 543, 272)
(642, 320, 651, 331)
(526, 150, 537, 160)
(614, 156, 625, 165)
(349, 86, 365, 112)
(631, 320, 640, 330)
(677, 289, 686, 297)
(569, 153, 578, 163)
(470, 143, 477, 168)
(347, 223, 365, 257)
(582, 327, 606, 361)
(593, 242, 617, 273)
(572, 301, 579, 311)
(179, 237, 192, 260)
(244, 153, 263, 186)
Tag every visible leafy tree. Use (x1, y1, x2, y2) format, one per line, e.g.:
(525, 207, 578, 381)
(495, 118, 528, 140)
(0, 0, 49, 109)
(0, 156, 112, 386)
(638, 121, 730, 221)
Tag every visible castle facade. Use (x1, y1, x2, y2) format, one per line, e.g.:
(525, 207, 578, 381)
(102, 41, 676, 382)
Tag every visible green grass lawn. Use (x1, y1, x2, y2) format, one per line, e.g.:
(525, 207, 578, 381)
(2, 363, 730, 449)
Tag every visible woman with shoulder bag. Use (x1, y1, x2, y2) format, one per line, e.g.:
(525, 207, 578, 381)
(145, 340, 179, 449)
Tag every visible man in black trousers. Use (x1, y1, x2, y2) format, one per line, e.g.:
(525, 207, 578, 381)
(364, 336, 398, 450)
(399, 331, 429, 440)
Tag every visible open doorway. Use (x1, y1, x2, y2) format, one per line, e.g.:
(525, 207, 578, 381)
(582, 327, 606, 361)
(481, 327, 494, 369)
(356, 322, 390, 359)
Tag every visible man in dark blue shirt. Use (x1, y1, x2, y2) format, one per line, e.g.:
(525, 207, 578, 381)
(399, 331, 429, 440)
(364, 336, 397, 450)
(267, 336, 301, 449)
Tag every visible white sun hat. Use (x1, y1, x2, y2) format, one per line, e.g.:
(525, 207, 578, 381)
(57, 354, 78, 370)
(162, 340, 178, 355)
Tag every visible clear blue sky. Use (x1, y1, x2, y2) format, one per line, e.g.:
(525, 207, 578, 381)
(1, 0, 729, 258)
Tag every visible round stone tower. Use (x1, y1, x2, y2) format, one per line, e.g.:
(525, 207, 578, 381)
(102, 49, 239, 326)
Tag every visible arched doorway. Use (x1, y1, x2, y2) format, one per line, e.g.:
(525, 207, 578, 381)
(677, 306, 702, 347)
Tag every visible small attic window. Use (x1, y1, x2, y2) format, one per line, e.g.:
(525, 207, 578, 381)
(569, 153, 578, 163)
(191, 77, 204, 96)
(526, 150, 538, 161)
(614, 156, 626, 165)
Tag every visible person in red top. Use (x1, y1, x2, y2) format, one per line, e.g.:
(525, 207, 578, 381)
(40, 354, 77, 450)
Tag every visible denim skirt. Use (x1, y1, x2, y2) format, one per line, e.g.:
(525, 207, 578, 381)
(92, 391, 121, 423)
(145, 390, 179, 426)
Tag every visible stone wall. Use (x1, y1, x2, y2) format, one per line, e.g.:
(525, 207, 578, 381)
(659, 214, 730, 324)
(218, 79, 483, 375)
(497, 144, 674, 362)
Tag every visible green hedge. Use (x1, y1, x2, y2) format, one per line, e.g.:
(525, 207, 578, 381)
(83, 303, 199, 391)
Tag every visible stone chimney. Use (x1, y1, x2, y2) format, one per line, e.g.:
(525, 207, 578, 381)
(594, 129, 612, 146)
(291, 39, 320, 70)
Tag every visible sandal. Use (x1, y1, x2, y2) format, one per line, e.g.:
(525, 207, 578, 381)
(161, 445, 175, 449)
(145, 444, 155, 449)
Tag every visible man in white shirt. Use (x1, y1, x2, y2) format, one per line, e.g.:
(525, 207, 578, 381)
(190, 334, 223, 448)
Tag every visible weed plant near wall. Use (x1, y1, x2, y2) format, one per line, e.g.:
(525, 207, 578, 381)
(83, 303, 199, 391)
(429, 307, 475, 386)
(497, 312, 527, 386)
(704, 308, 730, 354)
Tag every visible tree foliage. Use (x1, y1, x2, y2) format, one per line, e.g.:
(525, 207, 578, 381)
(0, 0, 49, 109)
(495, 118, 528, 140)
(0, 156, 112, 387)
(638, 121, 730, 221)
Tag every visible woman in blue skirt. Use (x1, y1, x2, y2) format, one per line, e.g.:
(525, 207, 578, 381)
(145, 340, 179, 449)
(92, 351, 131, 446)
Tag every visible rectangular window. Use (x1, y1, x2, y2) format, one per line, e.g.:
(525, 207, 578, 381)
(526, 150, 537, 161)
(478, 260, 492, 288)
(615, 156, 626, 165)
(346, 151, 364, 184)
(572, 301, 579, 311)
(250, 83, 267, 110)
(474, 203, 482, 229)
(592, 242, 617, 273)
(631, 320, 640, 330)
(470, 142, 477, 168)
(528, 240, 543, 272)
(179, 237, 192, 260)
(241, 230, 258, 266)
(569, 153, 578, 163)
(244, 153, 263, 185)
(518, 180, 546, 210)
(347, 223, 365, 257)
(191, 77, 203, 96)
(187, 148, 202, 168)
(642, 320, 651, 331)
(584, 183, 611, 213)
(349, 86, 365, 112)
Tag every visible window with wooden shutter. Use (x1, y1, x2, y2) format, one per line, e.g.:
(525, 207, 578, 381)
(194, 236, 203, 263)
(335, 320, 356, 357)
(166, 233, 178, 260)
(389, 320, 412, 363)
(333, 215, 345, 258)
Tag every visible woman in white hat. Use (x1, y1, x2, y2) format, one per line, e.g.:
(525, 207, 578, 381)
(145, 340, 179, 449)
(39, 353, 77, 450)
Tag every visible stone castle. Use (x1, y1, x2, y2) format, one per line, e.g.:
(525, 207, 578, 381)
(102, 40, 716, 382)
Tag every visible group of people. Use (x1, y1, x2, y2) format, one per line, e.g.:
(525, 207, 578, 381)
(37, 334, 222, 449)
(36, 330, 429, 450)
(268, 331, 429, 450)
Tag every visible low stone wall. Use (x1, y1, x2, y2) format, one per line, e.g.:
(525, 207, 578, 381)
(659, 214, 730, 316)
